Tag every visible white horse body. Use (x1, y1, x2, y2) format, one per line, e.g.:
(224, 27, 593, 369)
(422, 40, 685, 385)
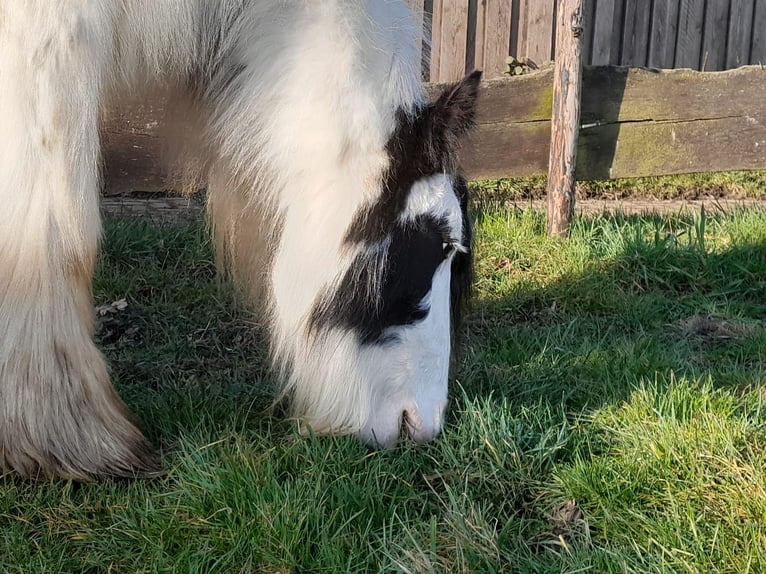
(0, 1, 479, 479)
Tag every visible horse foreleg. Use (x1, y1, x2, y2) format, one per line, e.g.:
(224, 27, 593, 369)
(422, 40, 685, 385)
(0, 5, 160, 480)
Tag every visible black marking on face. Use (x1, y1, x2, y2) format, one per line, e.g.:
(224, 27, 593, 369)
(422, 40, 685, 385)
(344, 70, 482, 247)
(310, 214, 453, 344)
(309, 71, 481, 344)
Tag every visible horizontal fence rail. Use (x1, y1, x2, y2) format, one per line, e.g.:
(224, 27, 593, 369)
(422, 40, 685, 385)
(457, 65, 766, 180)
(102, 65, 766, 190)
(417, 0, 766, 82)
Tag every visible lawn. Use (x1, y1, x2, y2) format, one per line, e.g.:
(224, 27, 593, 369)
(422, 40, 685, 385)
(2, 203, 766, 573)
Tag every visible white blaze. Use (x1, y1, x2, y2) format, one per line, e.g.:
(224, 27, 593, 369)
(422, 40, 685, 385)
(357, 173, 464, 446)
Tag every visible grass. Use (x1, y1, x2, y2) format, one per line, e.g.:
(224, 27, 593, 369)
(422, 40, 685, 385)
(472, 170, 766, 202)
(2, 204, 766, 573)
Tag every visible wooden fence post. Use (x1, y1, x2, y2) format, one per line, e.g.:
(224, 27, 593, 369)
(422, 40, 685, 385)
(546, 0, 584, 237)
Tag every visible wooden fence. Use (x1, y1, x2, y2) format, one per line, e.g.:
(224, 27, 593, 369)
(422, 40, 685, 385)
(417, 0, 766, 81)
(101, 3, 766, 190)
(102, 65, 766, 191)
(457, 65, 766, 180)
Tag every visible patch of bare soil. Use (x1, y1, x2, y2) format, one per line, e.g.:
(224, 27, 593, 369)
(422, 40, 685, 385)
(531, 499, 590, 553)
(95, 298, 142, 348)
(677, 314, 757, 343)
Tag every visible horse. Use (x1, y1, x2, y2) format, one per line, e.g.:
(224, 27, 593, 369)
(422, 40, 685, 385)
(0, 0, 480, 480)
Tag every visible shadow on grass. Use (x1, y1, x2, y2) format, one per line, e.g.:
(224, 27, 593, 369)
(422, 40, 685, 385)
(95, 209, 766, 457)
(94, 219, 282, 450)
(456, 208, 766, 418)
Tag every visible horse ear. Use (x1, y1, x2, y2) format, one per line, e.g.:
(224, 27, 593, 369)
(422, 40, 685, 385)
(432, 70, 482, 140)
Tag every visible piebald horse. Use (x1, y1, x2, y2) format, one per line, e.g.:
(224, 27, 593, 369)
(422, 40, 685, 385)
(0, 0, 480, 479)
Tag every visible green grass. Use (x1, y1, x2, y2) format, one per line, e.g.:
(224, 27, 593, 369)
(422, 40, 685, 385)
(472, 170, 766, 202)
(3, 205, 766, 573)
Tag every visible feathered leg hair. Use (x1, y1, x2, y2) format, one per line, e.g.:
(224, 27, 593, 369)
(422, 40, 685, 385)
(0, 6, 160, 479)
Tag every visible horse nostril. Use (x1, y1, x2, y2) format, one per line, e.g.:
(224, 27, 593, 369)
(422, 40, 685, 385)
(401, 409, 411, 436)
(402, 403, 445, 444)
(402, 408, 424, 438)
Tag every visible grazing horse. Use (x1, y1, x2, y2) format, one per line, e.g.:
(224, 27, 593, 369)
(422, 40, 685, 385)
(0, 1, 480, 480)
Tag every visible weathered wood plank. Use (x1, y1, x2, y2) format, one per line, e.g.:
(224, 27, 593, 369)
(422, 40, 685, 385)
(464, 112, 766, 181)
(752, 0, 766, 64)
(101, 66, 766, 189)
(727, 0, 755, 68)
(580, 66, 765, 123)
(525, 0, 555, 65)
(633, 0, 653, 66)
(475, 0, 513, 79)
(454, 65, 766, 129)
(514, 0, 529, 60)
(460, 121, 551, 180)
(429, 0, 443, 82)
(461, 65, 766, 180)
(649, 0, 680, 68)
(582, 0, 596, 66)
(468, 0, 481, 72)
(408, 1, 754, 78)
(591, 0, 616, 65)
(610, 0, 625, 66)
(620, 0, 637, 65)
(101, 104, 167, 195)
(579, 115, 766, 178)
(621, 0, 652, 67)
(675, 0, 705, 69)
(425, 69, 553, 126)
(433, 1, 469, 81)
(702, 0, 730, 70)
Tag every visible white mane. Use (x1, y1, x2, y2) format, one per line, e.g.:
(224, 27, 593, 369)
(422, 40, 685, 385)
(107, 1, 427, 432)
